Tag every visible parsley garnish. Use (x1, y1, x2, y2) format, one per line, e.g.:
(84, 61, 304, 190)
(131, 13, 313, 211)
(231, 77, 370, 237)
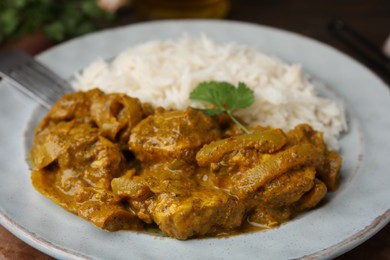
(189, 81, 254, 134)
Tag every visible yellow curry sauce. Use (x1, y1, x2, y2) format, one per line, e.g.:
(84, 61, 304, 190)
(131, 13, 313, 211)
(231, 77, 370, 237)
(30, 89, 342, 240)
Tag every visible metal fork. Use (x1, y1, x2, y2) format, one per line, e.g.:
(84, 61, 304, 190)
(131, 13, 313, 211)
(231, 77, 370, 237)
(0, 49, 74, 109)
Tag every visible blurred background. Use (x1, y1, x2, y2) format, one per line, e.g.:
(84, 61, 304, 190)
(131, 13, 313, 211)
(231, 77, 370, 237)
(0, 0, 389, 259)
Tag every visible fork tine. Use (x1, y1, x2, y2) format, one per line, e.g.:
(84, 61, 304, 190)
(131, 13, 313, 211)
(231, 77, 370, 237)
(0, 49, 73, 109)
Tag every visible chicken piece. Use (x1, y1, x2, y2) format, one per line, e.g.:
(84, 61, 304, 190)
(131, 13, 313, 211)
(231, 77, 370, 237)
(129, 108, 221, 162)
(31, 166, 84, 213)
(294, 179, 328, 211)
(35, 89, 102, 133)
(36, 88, 145, 151)
(35, 122, 126, 188)
(31, 120, 143, 231)
(231, 143, 322, 199)
(32, 121, 98, 170)
(112, 174, 152, 201)
(111, 159, 246, 239)
(252, 167, 316, 207)
(245, 167, 315, 227)
(316, 151, 342, 191)
(112, 171, 155, 224)
(149, 189, 245, 240)
(207, 148, 262, 190)
(287, 124, 326, 153)
(247, 168, 318, 228)
(90, 92, 144, 149)
(34, 92, 89, 131)
(248, 205, 292, 228)
(140, 160, 198, 195)
(112, 160, 199, 224)
(75, 187, 144, 231)
(247, 178, 327, 230)
(32, 120, 126, 190)
(287, 124, 342, 191)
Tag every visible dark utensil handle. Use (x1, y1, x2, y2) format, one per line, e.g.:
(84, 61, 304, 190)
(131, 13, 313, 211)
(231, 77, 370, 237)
(329, 19, 390, 83)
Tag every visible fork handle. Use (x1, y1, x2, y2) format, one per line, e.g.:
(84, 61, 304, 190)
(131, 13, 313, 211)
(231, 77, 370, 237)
(0, 50, 74, 109)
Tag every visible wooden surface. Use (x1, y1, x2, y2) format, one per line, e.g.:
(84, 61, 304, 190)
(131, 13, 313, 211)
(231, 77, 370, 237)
(1, 0, 389, 259)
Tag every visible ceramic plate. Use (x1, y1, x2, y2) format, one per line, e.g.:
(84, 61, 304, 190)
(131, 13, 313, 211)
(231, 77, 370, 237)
(1, 20, 389, 260)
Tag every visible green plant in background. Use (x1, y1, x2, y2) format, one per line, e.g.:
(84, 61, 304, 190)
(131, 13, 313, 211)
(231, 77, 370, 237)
(0, 0, 116, 44)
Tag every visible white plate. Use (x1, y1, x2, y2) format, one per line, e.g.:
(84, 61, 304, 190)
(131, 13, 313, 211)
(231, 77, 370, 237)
(1, 20, 390, 260)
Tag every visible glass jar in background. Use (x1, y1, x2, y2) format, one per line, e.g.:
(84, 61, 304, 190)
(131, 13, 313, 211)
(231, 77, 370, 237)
(134, 0, 231, 19)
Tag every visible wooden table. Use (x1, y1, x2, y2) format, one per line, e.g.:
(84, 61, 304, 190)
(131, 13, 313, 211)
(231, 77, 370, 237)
(1, 0, 389, 259)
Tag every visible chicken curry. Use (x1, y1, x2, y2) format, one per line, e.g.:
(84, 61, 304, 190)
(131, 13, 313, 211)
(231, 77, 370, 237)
(30, 89, 342, 240)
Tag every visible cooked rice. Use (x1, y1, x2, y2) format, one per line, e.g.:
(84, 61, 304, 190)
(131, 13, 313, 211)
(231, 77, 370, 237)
(73, 35, 347, 150)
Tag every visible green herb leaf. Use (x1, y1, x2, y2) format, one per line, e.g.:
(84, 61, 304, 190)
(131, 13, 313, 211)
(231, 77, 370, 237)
(189, 81, 254, 134)
(231, 82, 255, 111)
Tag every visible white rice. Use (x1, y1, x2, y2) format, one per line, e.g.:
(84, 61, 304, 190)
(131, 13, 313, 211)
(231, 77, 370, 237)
(73, 34, 347, 150)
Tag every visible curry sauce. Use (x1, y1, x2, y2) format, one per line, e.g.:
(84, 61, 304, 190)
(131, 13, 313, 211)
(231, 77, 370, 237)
(30, 89, 342, 240)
